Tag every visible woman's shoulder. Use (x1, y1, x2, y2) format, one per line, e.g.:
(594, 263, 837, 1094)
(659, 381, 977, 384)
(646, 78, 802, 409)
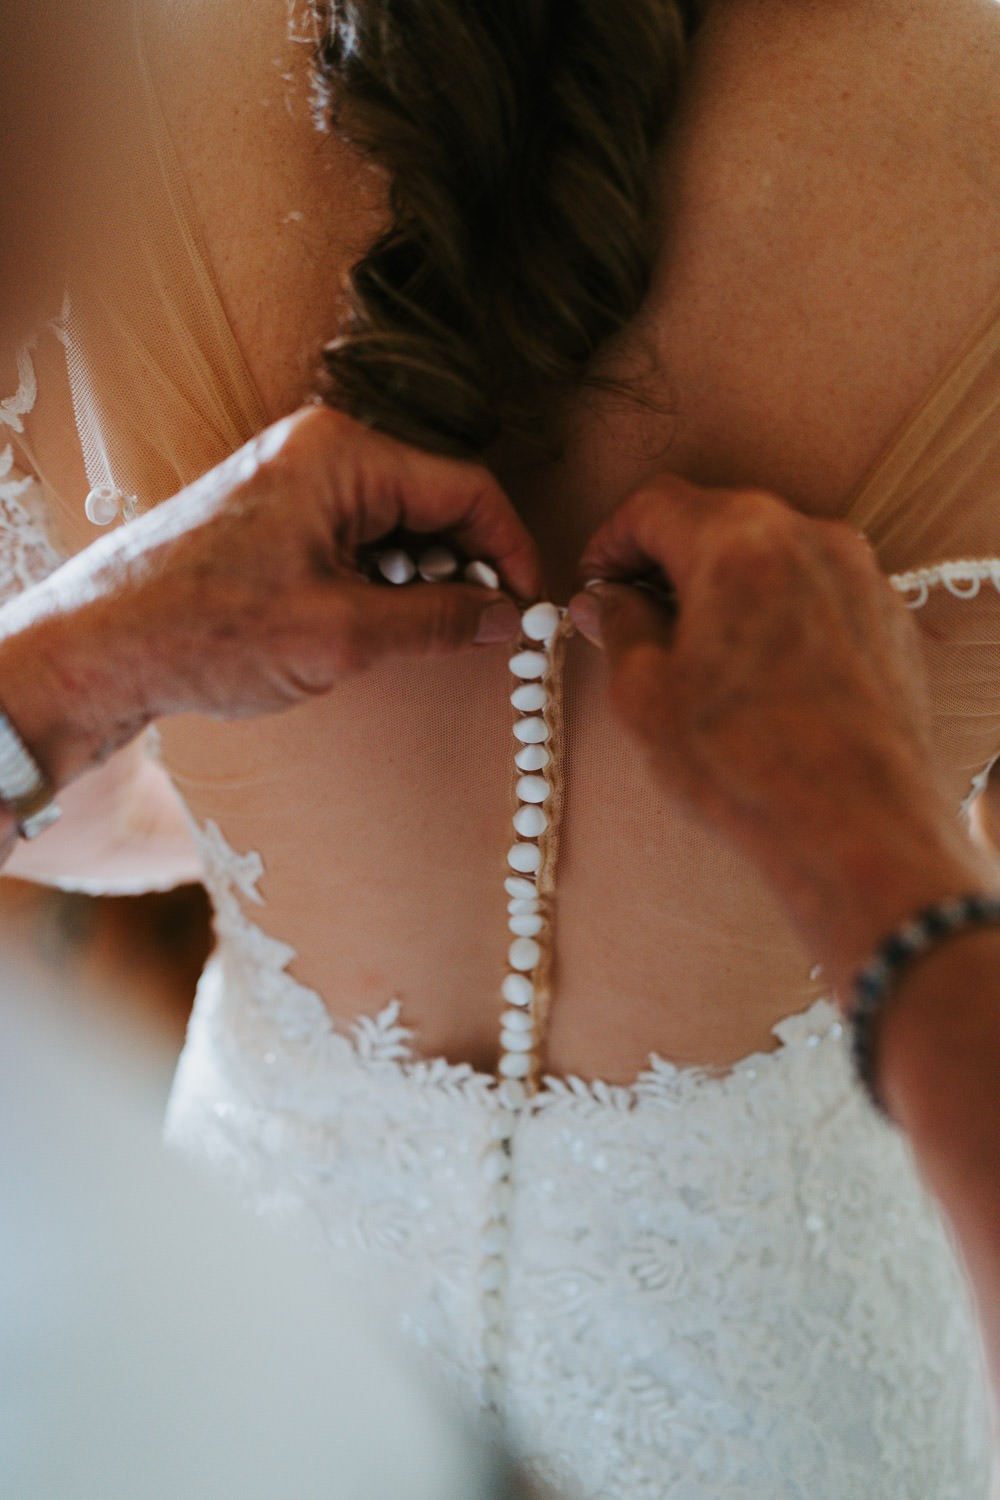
(138, 0, 388, 421)
(695, 0, 1000, 159)
(631, 0, 1000, 516)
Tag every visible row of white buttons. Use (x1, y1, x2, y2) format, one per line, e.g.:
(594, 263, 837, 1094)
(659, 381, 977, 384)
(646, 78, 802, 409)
(368, 542, 566, 1415)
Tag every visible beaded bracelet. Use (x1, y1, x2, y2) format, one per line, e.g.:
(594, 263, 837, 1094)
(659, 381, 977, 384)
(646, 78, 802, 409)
(849, 893, 1000, 1121)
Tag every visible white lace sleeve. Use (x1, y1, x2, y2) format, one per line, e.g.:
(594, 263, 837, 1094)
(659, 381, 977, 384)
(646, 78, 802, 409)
(0, 343, 68, 605)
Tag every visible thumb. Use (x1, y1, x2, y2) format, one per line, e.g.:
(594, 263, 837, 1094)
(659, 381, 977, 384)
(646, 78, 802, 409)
(568, 580, 676, 659)
(335, 579, 523, 665)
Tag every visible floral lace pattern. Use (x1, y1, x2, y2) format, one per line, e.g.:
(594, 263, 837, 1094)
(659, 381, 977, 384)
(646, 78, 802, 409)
(0, 345, 67, 605)
(163, 813, 999, 1499)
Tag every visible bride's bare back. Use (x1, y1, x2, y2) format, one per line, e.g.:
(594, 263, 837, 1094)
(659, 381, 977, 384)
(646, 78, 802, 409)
(24, 0, 1000, 1081)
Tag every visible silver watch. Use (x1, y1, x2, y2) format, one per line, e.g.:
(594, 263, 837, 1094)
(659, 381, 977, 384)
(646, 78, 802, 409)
(0, 709, 62, 839)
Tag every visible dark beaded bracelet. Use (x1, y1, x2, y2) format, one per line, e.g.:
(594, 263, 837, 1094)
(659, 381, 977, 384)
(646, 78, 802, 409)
(849, 893, 1000, 1122)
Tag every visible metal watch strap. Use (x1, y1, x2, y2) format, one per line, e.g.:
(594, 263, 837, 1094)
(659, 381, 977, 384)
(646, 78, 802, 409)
(0, 709, 62, 839)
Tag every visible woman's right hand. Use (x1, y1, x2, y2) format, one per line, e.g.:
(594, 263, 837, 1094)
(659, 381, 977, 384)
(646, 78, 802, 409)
(566, 474, 995, 994)
(0, 405, 542, 793)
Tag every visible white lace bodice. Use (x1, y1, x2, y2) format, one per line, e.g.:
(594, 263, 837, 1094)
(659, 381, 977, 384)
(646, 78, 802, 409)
(160, 807, 1000, 1500)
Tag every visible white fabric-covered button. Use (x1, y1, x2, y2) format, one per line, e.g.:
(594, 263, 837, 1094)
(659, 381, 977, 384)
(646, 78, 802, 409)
(508, 911, 544, 938)
(510, 682, 548, 713)
(507, 842, 541, 874)
(512, 716, 549, 745)
(482, 1221, 510, 1255)
(521, 601, 560, 642)
(479, 1255, 506, 1290)
(498, 1078, 527, 1108)
(507, 897, 540, 915)
(482, 1372, 504, 1409)
(483, 1331, 506, 1368)
(514, 743, 550, 773)
(512, 804, 547, 839)
(500, 1028, 534, 1053)
(481, 1290, 504, 1326)
(483, 1144, 511, 1181)
(508, 936, 541, 970)
(499, 1051, 531, 1078)
(417, 544, 458, 581)
(464, 559, 500, 590)
(492, 1181, 514, 1213)
(508, 649, 548, 680)
(84, 485, 124, 526)
(376, 547, 416, 585)
(504, 876, 536, 900)
(501, 973, 533, 1007)
(501, 1008, 533, 1033)
(515, 774, 550, 804)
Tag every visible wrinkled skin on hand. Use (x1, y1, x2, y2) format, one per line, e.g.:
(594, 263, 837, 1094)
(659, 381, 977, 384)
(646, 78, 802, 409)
(569, 476, 934, 841)
(566, 478, 1000, 1305)
(1, 405, 542, 771)
(565, 474, 995, 986)
(104, 404, 543, 715)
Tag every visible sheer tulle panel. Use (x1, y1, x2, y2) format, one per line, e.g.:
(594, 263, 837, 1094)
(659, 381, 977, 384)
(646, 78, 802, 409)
(848, 293, 1000, 569)
(61, 1, 266, 513)
(155, 623, 830, 1085)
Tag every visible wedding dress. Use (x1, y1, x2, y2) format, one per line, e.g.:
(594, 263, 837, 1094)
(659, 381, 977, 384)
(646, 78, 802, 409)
(3, 7, 1000, 1495)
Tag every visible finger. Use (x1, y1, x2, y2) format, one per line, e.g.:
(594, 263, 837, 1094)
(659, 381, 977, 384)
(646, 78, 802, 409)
(281, 407, 546, 604)
(330, 579, 523, 671)
(397, 451, 545, 605)
(569, 579, 676, 664)
(576, 473, 788, 597)
(340, 424, 545, 604)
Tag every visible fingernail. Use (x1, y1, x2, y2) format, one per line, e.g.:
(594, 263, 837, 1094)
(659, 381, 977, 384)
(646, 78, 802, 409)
(567, 591, 604, 647)
(582, 577, 608, 592)
(475, 598, 521, 644)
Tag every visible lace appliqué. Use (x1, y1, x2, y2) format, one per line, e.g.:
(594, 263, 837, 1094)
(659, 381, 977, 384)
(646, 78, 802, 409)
(184, 813, 848, 1107)
(890, 557, 1000, 610)
(0, 345, 68, 605)
(887, 558, 1000, 820)
(164, 814, 998, 1500)
(184, 813, 500, 1095)
(0, 342, 38, 436)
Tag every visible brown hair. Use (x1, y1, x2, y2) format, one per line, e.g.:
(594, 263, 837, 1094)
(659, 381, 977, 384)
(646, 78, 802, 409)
(312, 1, 704, 458)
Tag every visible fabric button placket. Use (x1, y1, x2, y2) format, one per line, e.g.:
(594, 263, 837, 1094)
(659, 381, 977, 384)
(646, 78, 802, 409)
(368, 544, 573, 1417)
(481, 596, 570, 1417)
